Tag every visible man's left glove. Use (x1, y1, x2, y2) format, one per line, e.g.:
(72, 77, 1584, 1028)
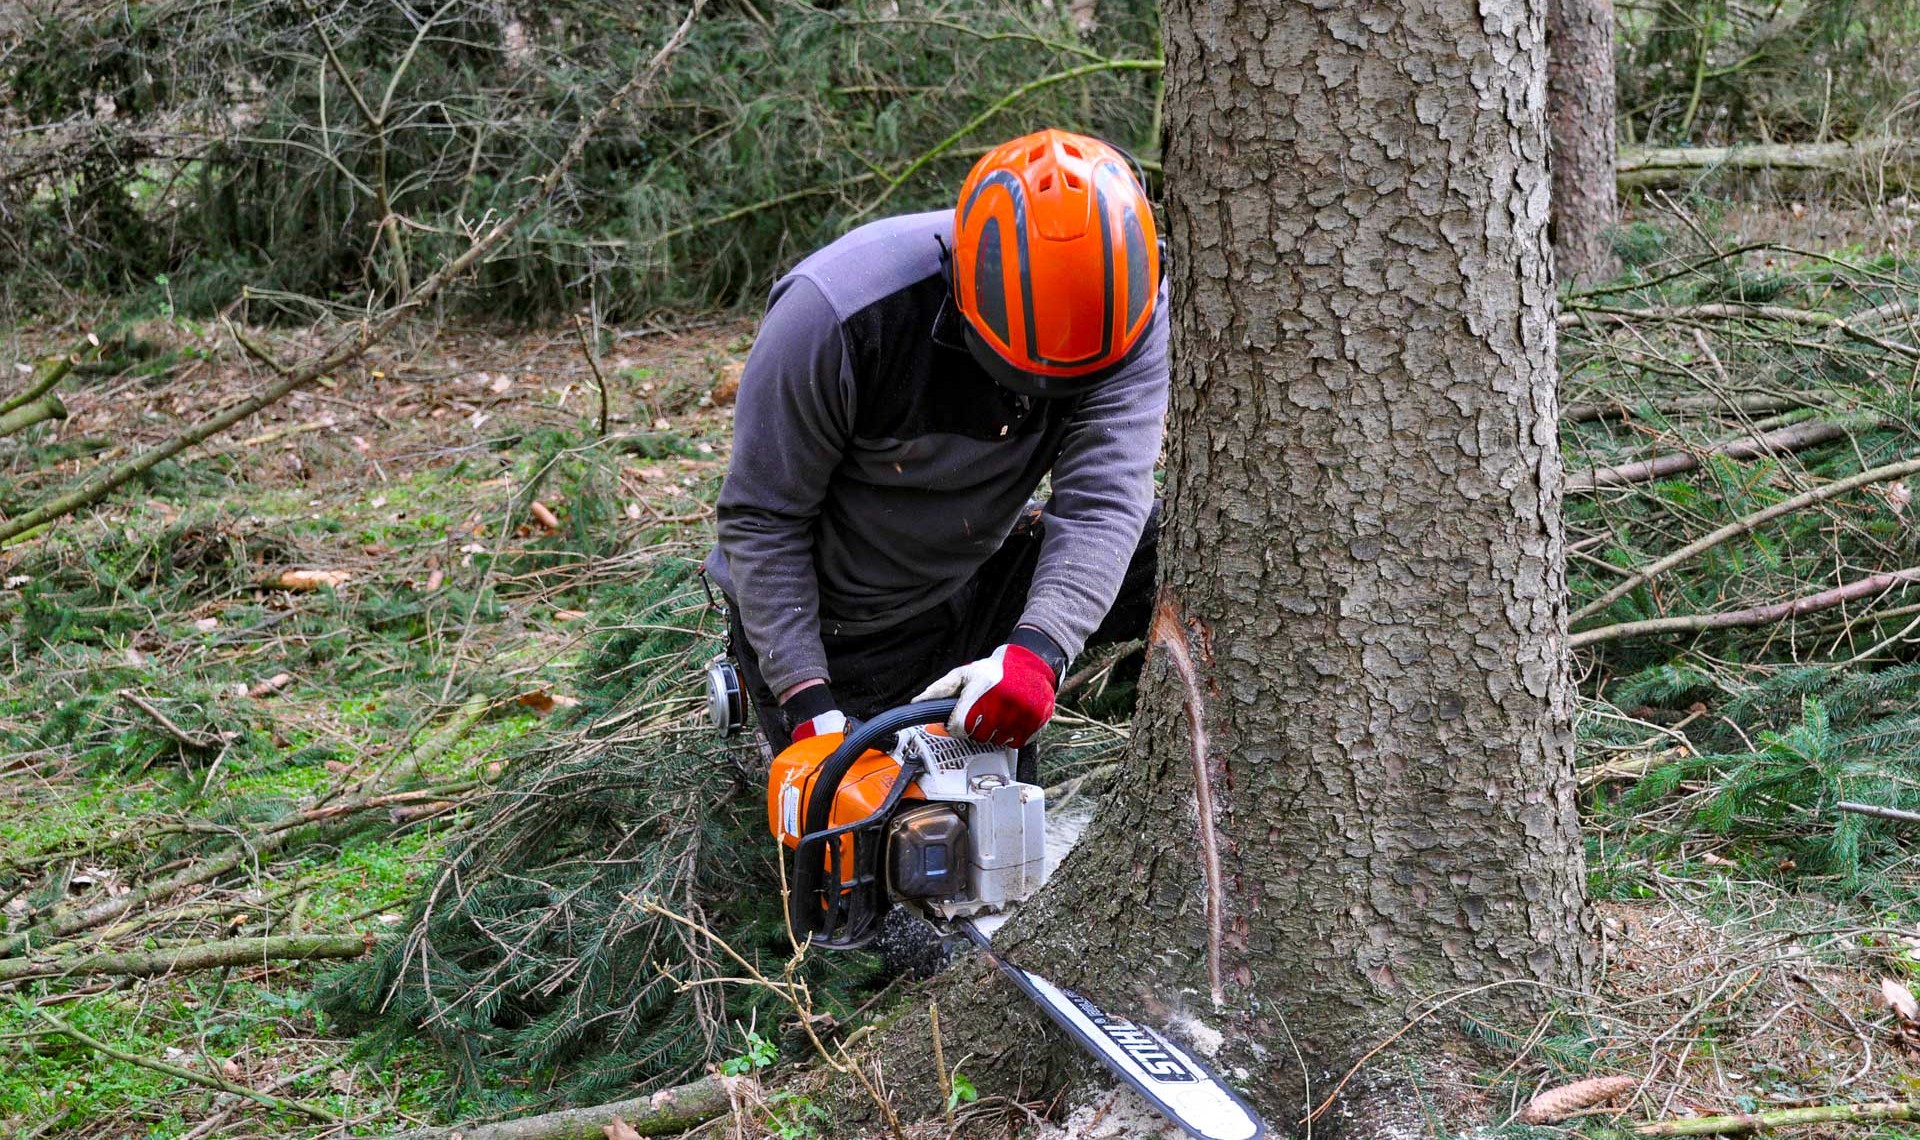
(781, 683, 847, 744)
(915, 628, 1065, 748)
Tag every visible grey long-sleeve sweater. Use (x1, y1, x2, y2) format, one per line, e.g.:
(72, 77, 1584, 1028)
(704, 211, 1168, 695)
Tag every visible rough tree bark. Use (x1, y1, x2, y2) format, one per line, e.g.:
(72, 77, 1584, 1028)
(901, 2, 1592, 1134)
(1548, 0, 1619, 282)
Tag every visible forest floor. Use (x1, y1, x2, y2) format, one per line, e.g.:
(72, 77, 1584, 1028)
(6, 199, 1920, 1139)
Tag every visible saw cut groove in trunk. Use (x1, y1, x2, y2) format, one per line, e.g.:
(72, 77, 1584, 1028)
(1567, 420, 1850, 492)
(1149, 592, 1225, 1012)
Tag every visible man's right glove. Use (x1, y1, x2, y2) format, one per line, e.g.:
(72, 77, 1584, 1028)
(914, 629, 1064, 748)
(780, 683, 846, 743)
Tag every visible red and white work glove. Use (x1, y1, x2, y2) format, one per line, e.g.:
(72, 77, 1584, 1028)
(780, 683, 847, 743)
(915, 628, 1064, 748)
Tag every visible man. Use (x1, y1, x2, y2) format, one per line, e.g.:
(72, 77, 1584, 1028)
(705, 128, 1167, 755)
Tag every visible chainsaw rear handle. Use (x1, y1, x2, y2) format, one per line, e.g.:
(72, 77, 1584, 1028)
(789, 698, 956, 946)
(800, 698, 957, 841)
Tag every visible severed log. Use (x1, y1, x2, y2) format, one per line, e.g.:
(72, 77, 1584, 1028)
(385, 1076, 740, 1140)
(0, 392, 68, 438)
(1617, 138, 1918, 191)
(0, 4, 701, 548)
(1567, 420, 1849, 493)
(0, 932, 369, 985)
(1571, 566, 1920, 649)
(1635, 1100, 1917, 1136)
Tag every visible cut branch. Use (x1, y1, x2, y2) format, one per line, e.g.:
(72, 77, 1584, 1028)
(1570, 567, 1920, 649)
(0, 3, 701, 547)
(1635, 1100, 1917, 1136)
(1566, 421, 1850, 493)
(1572, 455, 1920, 622)
(386, 1075, 738, 1140)
(0, 933, 369, 985)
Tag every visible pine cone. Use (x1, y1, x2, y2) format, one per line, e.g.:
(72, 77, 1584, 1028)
(1520, 1076, 1639, 1124)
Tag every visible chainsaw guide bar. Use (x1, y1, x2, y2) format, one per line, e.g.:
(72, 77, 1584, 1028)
(958, 920, 1267, 1140)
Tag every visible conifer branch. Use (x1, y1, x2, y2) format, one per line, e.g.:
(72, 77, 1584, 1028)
(1573, 455, 1920, 623)
(1571, 566, 1920, 648)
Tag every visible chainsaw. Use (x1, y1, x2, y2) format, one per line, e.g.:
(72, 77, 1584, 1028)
(709, 674, 1266, 1140)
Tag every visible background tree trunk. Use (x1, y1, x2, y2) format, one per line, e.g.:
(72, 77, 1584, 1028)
(997, 0, 1594, 1131)
(1549, 0, 1620, 282)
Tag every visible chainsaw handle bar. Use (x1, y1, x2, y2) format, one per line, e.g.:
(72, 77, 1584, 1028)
(800, 698, 957, 842)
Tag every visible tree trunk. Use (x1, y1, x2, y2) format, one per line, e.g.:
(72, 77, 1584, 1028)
(991, 1, 1592, 1133)
(1549, 0, 1619, 282)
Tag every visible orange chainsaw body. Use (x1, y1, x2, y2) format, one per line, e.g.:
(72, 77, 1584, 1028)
(768, 731, 934, 883)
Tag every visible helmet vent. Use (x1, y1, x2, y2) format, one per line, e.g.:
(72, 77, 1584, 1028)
(1037, 174, 1053, 192)
(1064, 172, 1082, 190)
(1063, 142, 1082, 159)
(1028, 145, 1045, 163)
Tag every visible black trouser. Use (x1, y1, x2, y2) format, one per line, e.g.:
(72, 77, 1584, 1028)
(730, 503, 1160, 752)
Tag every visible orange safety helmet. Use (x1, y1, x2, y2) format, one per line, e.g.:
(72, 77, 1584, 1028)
(952, 129, 1159, 399)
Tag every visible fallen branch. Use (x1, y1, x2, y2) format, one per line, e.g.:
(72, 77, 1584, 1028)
(0, 353, 74, 418)
(0, 932, 368, 985)
(1570, 566, 1920, 649)
(1561, 301, 1839, 328)
(386, 1075, 738, 1140)
(0, 3, 701, 548)
(1561, 301, 1919, 361)
(1571, 455, 1920, 622)
(1616, 138, 1918, 190)
(1836, 801, 1920, 827)
(119, 689, 225, 751)
(1567, 420, 1850, 493)
(1635, 1100, 1917, 1136)
(1562, 393, 1814, 424)
(34, 1010, 340, 1123)
(0, 392, 68, 438)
